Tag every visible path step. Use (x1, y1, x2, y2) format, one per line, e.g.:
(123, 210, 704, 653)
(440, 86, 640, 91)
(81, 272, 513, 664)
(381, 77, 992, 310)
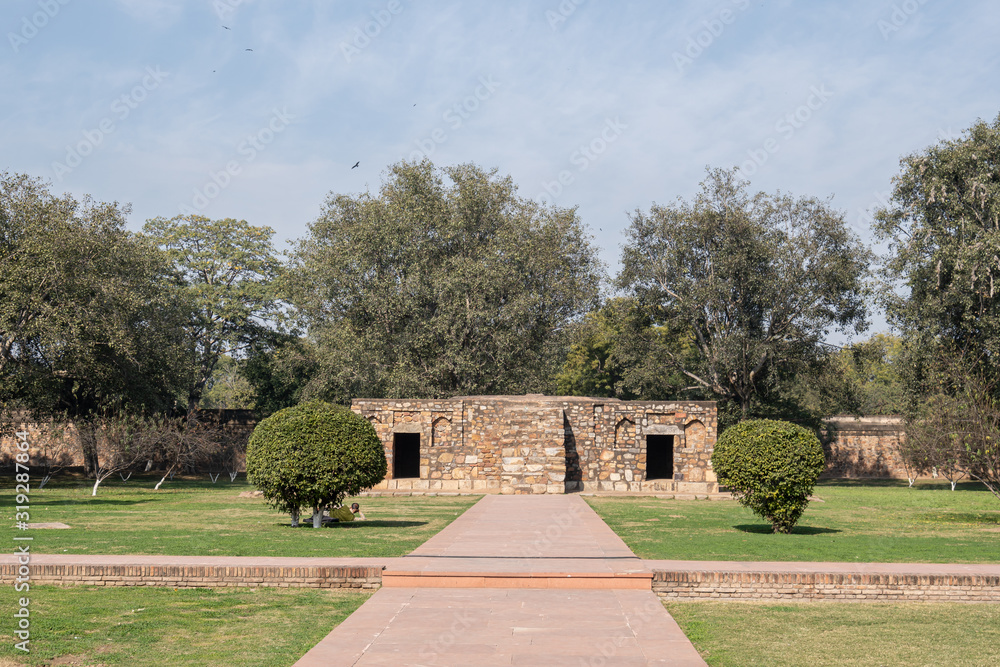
(382, 569, 653, 589)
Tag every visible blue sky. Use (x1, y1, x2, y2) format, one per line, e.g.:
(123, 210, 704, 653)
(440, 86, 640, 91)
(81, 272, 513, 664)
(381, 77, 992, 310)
(4, 0, 1000, 340)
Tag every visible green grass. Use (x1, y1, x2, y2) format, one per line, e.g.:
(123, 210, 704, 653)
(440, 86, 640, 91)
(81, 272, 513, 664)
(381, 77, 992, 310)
(0, 585, 369, 666)
(666, 600, 1000, 666)
(1, 472, 480, 557)
(587, 479, 1000, 562)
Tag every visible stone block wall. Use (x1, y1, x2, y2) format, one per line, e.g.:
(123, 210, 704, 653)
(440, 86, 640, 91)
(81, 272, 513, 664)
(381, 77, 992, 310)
(353, 396, 719, 495)
(822, 416, 912, 479)
(0, 410, 255, 472)
(0, 562, 382, 590)
(652, 569, 1000, 602)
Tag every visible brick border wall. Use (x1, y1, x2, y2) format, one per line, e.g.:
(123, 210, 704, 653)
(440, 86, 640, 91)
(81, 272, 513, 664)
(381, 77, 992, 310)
(652, 570, 1000, 602)
(0, 563, 382, 590)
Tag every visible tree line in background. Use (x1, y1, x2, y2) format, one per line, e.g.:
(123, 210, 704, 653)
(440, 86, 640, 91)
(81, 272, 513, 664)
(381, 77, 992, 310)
(2, 114, 999, 495)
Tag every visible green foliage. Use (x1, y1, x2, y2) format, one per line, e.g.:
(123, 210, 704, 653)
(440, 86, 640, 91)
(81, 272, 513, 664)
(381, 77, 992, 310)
(618, 167, 870, 417)
(0, 171, 189, 416)
(242, 335, 319, 417)
(556, 297, 693, 400)
(875, 113, 1000, 374)
(902, 352, 1000, 499)
(711, 419, 826, 533)
(200, 355, 255, 409)
(246, 401, 387, 520)
(287, 160, 603, 401)
(142, 215, 284, 408)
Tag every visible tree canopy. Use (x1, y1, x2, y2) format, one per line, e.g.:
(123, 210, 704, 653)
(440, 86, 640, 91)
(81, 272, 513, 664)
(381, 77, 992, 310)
(287, 160, 603, 402)
(142, 215, 284, 409)
(617, 167, 870, 417)
(875, 113, 1000, 374)
(0, 172, 188, 417)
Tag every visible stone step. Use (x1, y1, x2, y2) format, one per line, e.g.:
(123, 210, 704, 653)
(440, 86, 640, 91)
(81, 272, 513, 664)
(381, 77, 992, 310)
(380, 569, 653, 589)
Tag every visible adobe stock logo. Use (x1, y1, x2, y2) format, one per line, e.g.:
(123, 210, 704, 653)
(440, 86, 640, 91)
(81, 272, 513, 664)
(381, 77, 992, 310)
(51, 66, 170, 182)
(405, 76, 501, 162)
(179, 108, 294, 215)
(736, 84, 833, 179)
(8, 0, 72, 53)
(538, 117, 627, 204)
(672, 0, 751, 74)
(340, 0, 411, 63)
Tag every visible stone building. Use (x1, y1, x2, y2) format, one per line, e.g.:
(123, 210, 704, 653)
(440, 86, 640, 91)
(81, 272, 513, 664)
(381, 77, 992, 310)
(350, 395, 720, 495)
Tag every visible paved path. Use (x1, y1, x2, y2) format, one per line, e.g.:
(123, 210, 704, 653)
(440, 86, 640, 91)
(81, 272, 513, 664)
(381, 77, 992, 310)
(294, 495, 707, 666)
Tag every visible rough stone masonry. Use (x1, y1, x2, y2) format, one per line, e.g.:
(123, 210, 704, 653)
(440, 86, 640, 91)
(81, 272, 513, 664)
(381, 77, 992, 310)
(351, 395, 719, 495)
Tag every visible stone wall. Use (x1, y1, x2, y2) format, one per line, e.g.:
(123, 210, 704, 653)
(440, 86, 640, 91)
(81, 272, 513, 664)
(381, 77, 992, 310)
(0, 410, 255, 472)
(352, 396, 719, 495)
(0, 562, 382, 590)
(822, 416, 911, 479)
(652, 569, 1000, 602)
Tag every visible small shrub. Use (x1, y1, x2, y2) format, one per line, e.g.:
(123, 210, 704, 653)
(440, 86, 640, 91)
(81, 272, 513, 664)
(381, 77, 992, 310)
(711, 419, 825, 533)
(246, 401, 387, 526)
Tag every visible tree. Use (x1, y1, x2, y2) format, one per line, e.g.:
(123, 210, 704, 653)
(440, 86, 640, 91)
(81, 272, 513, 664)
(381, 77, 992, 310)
(903, 352, 1000, 498)
(142, 215, 284, 409)
(875, 113, 1000, 374)
(0, 172, 190, 420)
(148, 410, 225, 490)
(201, 355, 255, 409)
(246, 401, 387, 527)
(241, 335, 319, 418)
(555, 297, 690, 400)
(78, 413, 163, 496)
(617, 167, 870, 418)
(711, 419, 826, 533)
(287, 160, 603, 401)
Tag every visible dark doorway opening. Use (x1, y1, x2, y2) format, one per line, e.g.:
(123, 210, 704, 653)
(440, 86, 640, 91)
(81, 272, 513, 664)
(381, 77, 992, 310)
(646, 434, 674, 480)
(393, 433, 421, 479)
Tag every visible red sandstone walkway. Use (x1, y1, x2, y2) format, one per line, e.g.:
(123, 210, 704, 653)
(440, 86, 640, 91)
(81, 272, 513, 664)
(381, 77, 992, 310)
(294, 495, 707, 666)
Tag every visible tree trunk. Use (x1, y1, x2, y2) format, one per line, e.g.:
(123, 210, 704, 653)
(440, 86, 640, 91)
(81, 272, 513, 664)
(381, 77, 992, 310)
(154, 465, 176, 490)
(312, 506, 323, 528)
(91, 476, 103, 496)
(290, 510, 299, 527)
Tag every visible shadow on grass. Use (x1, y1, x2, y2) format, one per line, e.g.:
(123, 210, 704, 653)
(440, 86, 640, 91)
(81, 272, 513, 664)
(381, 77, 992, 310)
(33, 498, 162, 507)
(817, 478, 987, 492)
(734, 524, 841, 535)
(280, 520, 429, 529)
(918, 512, 1000, 525)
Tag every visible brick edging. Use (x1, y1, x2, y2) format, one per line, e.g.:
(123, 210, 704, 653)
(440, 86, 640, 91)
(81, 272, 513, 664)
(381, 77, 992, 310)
(652, 570, 1000, 602)
(0, 563, 383, 590)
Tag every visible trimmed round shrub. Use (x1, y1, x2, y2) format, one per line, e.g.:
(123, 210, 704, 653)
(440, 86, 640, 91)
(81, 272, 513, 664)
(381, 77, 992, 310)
(711, 419, 825, 534)
(246, 401, 387, 526)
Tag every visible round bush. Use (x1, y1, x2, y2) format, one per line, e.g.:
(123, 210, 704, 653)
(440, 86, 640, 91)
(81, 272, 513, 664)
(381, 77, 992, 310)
(246, 401, 387, 524)
(711, 419, 825, 534)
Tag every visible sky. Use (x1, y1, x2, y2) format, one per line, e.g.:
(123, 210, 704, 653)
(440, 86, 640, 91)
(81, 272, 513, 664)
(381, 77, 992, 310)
(3, 0, 1000, 342)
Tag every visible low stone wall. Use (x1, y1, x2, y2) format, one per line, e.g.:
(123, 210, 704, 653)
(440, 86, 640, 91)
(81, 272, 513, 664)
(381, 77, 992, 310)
(652, 570, 1000, 603)
(0, 563, 382, 590)
(822, 416, 912, 479)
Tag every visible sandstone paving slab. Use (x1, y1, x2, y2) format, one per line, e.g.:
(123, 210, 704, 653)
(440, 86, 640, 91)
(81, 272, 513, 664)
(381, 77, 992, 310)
(293, 587, 707, 666)
(390, 494, 647, 575)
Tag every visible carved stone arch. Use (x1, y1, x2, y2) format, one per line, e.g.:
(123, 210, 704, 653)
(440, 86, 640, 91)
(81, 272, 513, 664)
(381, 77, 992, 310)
(614, 417, 636, 448)
(684, 420, 706, 449)
(684, 419, 706, 481)
(431, 416, 451, 447)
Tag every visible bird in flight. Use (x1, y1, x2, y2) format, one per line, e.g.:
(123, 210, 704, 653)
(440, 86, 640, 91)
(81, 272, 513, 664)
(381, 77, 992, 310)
(222, 25, 231, 30)
(352, 161, 360, 169)
(245, 48, 253, 52)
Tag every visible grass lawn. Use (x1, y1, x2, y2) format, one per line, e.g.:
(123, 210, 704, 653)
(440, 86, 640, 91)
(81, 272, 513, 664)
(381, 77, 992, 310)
(666, 600, 1000, 666)
(587, 479, 1000, 562)
(1, 472, 480, 557)
(0, 585, 369, 666)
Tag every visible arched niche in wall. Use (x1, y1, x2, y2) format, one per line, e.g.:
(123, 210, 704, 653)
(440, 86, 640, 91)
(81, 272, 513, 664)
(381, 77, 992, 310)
(614, 417, 636, 448)
(431, 416, 450, 447)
